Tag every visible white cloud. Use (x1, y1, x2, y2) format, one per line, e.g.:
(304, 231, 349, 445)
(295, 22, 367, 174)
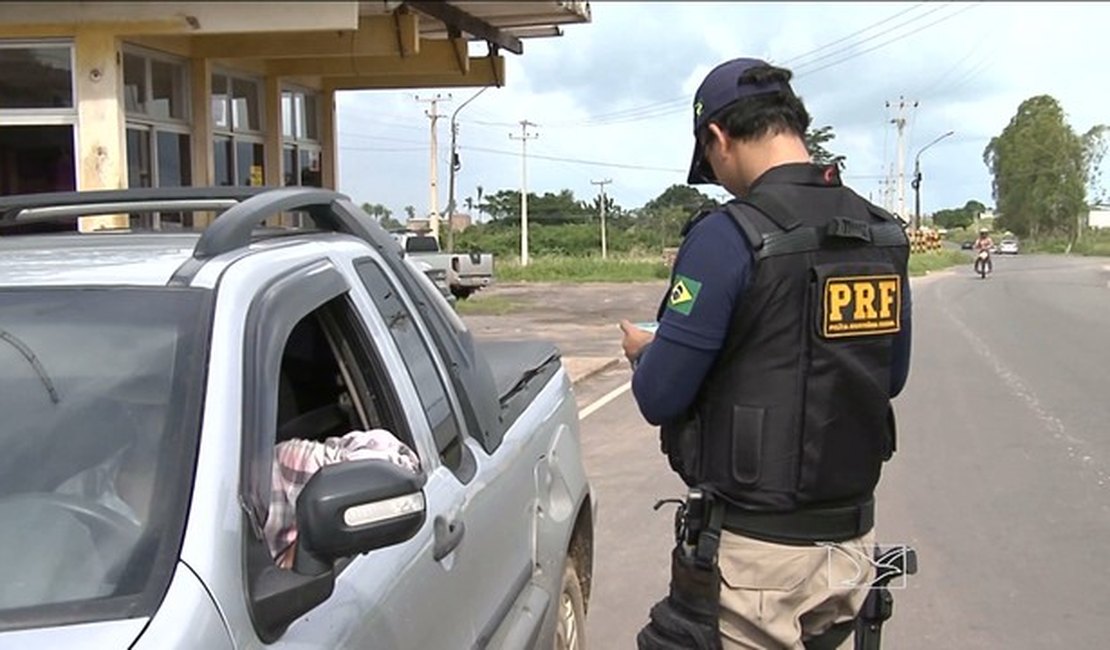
(336, 1, 1110, 221)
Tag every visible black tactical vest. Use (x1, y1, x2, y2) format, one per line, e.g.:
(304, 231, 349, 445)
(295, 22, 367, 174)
(660, 167, 910, 513)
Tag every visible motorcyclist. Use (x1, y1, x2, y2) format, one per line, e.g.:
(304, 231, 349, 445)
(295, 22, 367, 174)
(973, 228, 993, 274)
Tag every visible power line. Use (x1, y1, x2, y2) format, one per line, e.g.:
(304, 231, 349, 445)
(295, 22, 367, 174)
(339, 131, 686, 173)
(794, 3, 982, 78)
(548, 3, 935, 129)
(463, 144, 686, 173)
(791, 3, 952, 74)
(779, 3, 929, 66)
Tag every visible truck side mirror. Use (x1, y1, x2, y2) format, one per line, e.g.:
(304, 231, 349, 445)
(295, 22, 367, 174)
(293, 460, 427, 574)
(248, 460, 427, 641)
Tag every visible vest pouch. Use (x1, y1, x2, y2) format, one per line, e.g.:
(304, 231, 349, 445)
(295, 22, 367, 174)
(798, 261, 901, 503)
(661, 412, 701, 487)
(730, 405, 764, 486)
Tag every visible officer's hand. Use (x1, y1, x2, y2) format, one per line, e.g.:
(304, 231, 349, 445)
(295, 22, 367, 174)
(619, 319, 654, 362)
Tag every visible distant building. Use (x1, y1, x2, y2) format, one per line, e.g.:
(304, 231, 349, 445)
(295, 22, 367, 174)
(1087, 206, 1110, 230)
(448, 212, 472, 232)
(406, 218, 431, 234)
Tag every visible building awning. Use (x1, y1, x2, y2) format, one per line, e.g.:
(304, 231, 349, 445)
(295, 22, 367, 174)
(0, 1, 591, 90)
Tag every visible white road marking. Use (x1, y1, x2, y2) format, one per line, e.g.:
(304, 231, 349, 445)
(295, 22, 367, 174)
(580, 381, 632, 420)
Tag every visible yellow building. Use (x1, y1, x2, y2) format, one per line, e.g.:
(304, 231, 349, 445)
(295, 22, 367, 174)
(0, 1, 590, 218)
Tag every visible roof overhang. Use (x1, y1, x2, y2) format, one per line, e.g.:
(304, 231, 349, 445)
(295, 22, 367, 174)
(0, 1, 591, 91)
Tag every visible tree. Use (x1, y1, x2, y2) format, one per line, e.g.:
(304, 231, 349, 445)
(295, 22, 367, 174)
(404, 205, 416, 220)
(983, 95, 1087, 240)
(932, 199, 986, 229)
(360, 203, 402, 230)
(642, 184, 716, 213)
(479, 188, 593, 225)
(806, 125, 846, 169)
(361, 202, 390, 219)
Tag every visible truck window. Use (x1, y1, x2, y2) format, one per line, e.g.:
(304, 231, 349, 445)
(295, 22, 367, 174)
(354, 260, 465, 474)
(404, 236, 440, 253)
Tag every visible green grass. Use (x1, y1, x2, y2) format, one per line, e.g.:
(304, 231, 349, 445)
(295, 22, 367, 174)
(1024, 231, 1110, 257)
(908, 249, 970, 276)
(452, 294, 522, 316)
(495, 256, 671, 283)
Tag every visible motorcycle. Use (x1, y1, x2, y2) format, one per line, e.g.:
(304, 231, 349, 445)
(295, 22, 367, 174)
(974, 249, 991, 279)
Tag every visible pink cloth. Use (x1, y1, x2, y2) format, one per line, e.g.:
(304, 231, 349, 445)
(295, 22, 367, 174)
(264, 430, 421, 561)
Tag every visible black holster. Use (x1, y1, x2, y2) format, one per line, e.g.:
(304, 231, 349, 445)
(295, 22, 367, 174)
(637, 492, 724, 650)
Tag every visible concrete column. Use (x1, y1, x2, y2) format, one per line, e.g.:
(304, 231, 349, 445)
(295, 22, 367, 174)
(264, 75, 283, 187)
(190, 57, 213, 186)
(190, 57, 215, 228)
(74, 29, 125, 190)
(73, 29, 127, 231)
(321, 88, 337, 190)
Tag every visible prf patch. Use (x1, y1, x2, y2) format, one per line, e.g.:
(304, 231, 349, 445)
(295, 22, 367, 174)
(822, 275, 902, 338)
(668, 274, 702, 316)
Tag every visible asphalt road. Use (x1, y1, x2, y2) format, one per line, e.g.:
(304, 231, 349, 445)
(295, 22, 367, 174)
(565, 254, 1110, 648)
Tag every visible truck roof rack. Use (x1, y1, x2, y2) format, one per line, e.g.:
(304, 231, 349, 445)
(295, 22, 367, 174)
(0, 187, 268, 224)
(0, 186, 387, 258)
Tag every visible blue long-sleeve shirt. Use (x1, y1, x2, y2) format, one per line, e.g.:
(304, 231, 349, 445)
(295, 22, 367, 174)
(631, 209, 913, 426)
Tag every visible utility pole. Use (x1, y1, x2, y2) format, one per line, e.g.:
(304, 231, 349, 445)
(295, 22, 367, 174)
(887, 96, 918, 225)
(510, 120, 539, 266)
(445, 87, 488, 253)
(591, 178, 612, 259)
(416, 93, 451, 240)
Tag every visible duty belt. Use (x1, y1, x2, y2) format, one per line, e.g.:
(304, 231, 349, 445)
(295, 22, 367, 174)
(721, 498, 874, 544)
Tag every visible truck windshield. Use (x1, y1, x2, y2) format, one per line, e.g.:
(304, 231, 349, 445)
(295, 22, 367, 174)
(405, 236, 440, 253)
(0, 287, 211, 631)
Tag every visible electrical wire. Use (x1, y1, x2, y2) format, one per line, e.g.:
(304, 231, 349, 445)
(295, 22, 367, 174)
(794, 3, 982, 79)
(778, 3, 929, 66)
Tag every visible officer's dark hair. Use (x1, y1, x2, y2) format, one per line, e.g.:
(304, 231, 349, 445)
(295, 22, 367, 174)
(701, 65, 812, 145)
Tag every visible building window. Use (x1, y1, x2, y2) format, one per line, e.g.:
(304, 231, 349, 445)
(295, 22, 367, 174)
(0, 125, 76, 196)
(0, 41, 77, 196)
(212, 72, 265, 186)
(122, 47, 191, 227)
(123, 47, 191, 191)
(0, 43, 74, 109)
(281, 87, 321, 188)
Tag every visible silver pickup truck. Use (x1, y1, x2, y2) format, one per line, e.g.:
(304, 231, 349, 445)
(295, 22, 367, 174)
(0, 187, 593, 650)
(394, 232, 495, 300)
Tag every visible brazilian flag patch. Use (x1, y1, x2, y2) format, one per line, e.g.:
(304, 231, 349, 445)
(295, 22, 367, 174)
(667, 274, 702, 316)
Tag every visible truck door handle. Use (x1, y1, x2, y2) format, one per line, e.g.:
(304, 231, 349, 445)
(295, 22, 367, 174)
(433, 515, 465, 561)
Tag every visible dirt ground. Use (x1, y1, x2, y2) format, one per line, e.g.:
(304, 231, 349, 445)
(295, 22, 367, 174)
(460, 281, 669, 358)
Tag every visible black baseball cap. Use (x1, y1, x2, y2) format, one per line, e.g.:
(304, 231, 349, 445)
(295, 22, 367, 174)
(687, 57, 792, 185)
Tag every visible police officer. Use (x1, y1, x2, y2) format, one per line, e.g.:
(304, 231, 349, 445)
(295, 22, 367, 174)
(622, 58, 912, 649)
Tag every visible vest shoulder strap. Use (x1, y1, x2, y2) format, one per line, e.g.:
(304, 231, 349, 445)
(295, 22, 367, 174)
(725, 195, 908, 261)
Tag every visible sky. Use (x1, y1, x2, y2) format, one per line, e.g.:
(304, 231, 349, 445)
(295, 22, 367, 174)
(334, 1, 1109, 222)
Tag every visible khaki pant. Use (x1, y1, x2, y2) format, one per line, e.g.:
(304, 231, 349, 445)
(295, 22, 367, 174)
(718, 529, 876, 650)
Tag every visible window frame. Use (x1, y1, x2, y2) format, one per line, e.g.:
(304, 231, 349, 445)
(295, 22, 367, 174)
(352, 256, 474, 480)
(211, 70, 266, 187)
(281, 85, 322, 189)
(121, 45, 192, 201)
(0, 39, 77, 115)
(240, 259, 421, 636)
(120, 45, 191, 125)
(0, 40, 79, 194)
